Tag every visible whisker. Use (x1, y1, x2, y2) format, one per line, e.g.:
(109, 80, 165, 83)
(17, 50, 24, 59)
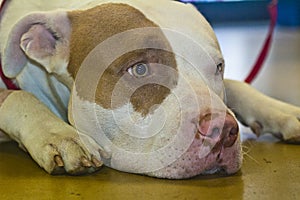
(243, 152, 260, 165)
(241, 141, 261, 165)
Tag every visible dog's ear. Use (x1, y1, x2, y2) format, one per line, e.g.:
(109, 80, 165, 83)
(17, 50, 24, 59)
(2, 11, 71, 78)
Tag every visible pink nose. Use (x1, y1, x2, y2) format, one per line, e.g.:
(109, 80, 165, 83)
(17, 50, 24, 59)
(198, 112, 239, 148)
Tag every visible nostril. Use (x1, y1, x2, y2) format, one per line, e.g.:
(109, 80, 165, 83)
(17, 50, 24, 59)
(224, 126, 239, 148)
(230, 127, 238, 136)
(198, 112, 239, 146)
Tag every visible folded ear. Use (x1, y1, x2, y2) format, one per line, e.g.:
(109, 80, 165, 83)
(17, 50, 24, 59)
(2, 11, 71, 78)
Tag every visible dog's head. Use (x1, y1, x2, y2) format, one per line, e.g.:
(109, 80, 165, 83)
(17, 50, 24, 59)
(3, 1, 242, 179)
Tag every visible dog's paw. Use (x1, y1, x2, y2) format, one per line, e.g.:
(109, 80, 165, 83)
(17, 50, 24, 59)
(280, 115, 300, 144)
(249, 104, 300, 144)
(28, 128, 104, 175)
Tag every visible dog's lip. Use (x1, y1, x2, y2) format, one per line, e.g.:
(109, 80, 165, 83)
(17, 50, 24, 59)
(146, 132, 240, 179)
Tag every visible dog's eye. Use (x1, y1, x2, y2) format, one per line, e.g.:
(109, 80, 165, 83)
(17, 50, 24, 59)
(216, 63, 224, 75)
(128, 63, 149, 78)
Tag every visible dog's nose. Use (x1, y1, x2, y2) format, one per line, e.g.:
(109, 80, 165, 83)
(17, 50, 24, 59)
(198, 112, 239, 148)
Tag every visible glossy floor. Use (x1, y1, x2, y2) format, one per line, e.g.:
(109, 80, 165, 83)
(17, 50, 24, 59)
(0, 141, 299, 200)
(0, 24, 300, 200)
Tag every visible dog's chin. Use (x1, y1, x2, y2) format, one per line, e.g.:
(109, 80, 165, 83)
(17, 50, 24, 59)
(145, 135, 242, 179)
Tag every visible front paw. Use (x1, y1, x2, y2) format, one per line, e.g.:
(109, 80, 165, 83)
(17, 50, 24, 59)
(280, 116, 300, 144)
(250, 108, 300, 144)
(28, 129, 104, 175)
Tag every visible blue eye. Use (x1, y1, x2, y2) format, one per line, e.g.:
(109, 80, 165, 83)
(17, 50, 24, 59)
(128, 63, 149, 78)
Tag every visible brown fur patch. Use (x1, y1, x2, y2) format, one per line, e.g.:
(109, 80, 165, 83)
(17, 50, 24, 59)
(67, 3, 178, 115)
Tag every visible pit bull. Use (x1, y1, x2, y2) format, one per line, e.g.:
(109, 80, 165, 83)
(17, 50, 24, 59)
(0, 0, 299, 179)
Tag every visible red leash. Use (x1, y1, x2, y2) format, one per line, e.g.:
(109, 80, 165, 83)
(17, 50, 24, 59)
(0, 0, 20, 90)
(245, 0, 278, 84)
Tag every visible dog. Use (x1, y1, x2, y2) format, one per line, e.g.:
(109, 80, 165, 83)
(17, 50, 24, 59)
(0, 0, 299, 179)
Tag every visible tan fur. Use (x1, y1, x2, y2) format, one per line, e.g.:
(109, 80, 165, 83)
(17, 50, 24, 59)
(67, 3, 178, 115)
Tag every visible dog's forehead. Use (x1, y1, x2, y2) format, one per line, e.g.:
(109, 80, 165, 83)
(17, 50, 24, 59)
(67, 3, 178, 115)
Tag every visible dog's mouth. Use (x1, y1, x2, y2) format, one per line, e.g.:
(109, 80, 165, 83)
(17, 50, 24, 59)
(145, 131, 242, 179)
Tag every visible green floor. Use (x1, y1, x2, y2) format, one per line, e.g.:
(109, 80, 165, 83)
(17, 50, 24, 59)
(0, 141, 299, 200)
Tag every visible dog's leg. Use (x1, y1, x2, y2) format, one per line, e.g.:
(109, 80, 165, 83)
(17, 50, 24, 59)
(0, 89, 103, 174)
(224, 80, 300, 143)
